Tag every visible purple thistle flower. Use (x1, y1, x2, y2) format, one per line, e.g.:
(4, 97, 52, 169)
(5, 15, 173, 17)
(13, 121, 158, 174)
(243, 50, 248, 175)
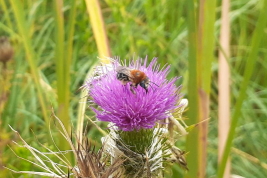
(85, 57, 182, 131)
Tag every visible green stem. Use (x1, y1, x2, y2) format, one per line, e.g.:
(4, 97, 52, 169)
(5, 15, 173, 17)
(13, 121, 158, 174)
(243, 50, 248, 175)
(185, 0, 199, 177)
(197, 0, 216, 177)
(53, 0, 70, 132)
(84, 0, 111, 59)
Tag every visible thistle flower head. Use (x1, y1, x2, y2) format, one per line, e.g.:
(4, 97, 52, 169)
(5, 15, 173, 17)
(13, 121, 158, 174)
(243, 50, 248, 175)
(86, 57, 182, 131)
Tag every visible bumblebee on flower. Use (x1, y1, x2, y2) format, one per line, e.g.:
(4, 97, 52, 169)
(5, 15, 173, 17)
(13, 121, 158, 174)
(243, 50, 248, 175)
(85, 57, 182, 131)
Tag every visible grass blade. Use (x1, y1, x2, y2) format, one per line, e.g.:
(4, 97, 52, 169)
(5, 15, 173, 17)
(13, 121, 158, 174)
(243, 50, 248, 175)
(84, 0, 111, 60)
(65, 0, 77, 108)
(185, 0, 199, 177)
(197, 0, 216, 177)
(53, 0, 70, 131)
(218, 0, 231, 177)
(9, 0, 49, 125)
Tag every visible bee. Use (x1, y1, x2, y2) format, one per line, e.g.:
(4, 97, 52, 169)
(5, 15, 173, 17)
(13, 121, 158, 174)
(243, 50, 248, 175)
(116, 66, 150, 94)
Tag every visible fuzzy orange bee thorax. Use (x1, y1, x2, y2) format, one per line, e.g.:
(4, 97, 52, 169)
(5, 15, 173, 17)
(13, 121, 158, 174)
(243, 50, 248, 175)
(130, 70, 147, 84)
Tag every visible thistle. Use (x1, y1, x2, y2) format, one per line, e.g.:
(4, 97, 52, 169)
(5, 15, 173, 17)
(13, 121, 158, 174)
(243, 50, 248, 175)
(86, 57, 181, 131)
(85, 57, 188, 177)
(8, 57, 188, 178)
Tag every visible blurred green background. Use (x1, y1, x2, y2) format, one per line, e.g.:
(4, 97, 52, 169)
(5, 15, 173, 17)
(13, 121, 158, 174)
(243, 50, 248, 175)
(1, 0, 267, 177)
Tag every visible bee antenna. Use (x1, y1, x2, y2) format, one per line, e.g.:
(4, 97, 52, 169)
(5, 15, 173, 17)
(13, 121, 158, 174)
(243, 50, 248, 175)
(147, 83, 155, 92)
(146, 81, 159, 93)
(150, 81, 159, 87)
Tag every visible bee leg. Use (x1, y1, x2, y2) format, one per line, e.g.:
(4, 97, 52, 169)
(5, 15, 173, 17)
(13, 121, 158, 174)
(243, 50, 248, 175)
(121, 80, 128, 85)
(130, 84, 136, 95)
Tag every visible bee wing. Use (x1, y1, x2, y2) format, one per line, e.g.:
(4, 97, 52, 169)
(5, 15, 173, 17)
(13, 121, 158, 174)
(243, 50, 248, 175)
(116, 66, 133, 78)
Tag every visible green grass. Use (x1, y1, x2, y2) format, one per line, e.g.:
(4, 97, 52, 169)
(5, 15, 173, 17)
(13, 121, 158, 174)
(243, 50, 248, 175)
(184, 0, 199, 177)
(1, 0, 267, 177)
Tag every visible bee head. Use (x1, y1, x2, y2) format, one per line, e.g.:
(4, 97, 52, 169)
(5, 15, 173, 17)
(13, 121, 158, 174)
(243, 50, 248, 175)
(140, 77, 149, 93)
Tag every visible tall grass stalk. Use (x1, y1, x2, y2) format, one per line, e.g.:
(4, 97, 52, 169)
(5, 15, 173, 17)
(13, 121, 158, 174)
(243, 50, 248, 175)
(53, 0, 70, 132)
(9, 0, 49, 125)
(76, 65, 97, 140)
(84, 0, 111, 60)
(218, 0, 231, 177)
(52, 0, 78, 159)
(52, 0, 77, 132)
(197, 0, 216, 177)
(185, 0, 216, 177)
(185, 0, 199, 177)
(65, 0, 77, 119)
(217, 0, 267, 177)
